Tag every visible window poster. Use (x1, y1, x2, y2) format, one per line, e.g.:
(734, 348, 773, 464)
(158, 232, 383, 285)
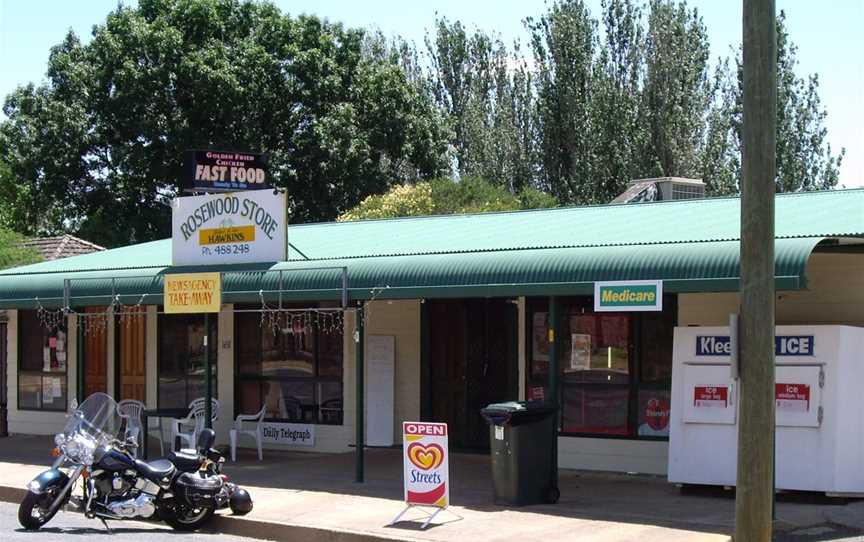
(569, 333, 591, 372)
(532, 312, 550, 362)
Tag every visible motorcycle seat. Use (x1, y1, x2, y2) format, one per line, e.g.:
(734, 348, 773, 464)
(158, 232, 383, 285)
(167, 449, 203, 473)
(134, 458, 176, 483)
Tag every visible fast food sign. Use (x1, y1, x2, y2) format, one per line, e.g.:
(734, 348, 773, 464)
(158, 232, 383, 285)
(185, 150, 269, 192)
(402, 422, 449, 508)
(171, 190, 286, 265)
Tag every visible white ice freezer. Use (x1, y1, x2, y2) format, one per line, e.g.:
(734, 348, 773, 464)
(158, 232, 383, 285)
(668, 325, 864, 494)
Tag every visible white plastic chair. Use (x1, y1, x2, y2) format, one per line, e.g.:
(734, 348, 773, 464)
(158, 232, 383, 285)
(171, 398, 219, 451)
(229, 406, 266, 462)
(117, 399, 147, 457)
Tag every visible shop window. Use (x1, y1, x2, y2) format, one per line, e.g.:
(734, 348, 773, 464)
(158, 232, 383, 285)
(157, 313, 218, 409)
(18, 310, 68, 411)
(234, 305, 343, 425)
(526, 295, 676, 439)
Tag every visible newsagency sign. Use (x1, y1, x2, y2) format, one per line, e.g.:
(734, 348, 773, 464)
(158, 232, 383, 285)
(594, 280, 663, 312)
(172, 190, 286, 266)
(185, 150, 269, 192)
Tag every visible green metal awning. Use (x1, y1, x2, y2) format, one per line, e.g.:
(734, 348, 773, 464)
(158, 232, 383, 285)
(0, 189, 861, 308)
(0, 237, 828, 308)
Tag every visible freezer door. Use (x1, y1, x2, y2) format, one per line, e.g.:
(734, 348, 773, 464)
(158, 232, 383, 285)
(775, 365, 822, 428)
(682, 364, 737, 425)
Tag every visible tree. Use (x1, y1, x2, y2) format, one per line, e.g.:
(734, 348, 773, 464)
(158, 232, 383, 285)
(701, 11, 844, 194)
(0, 228, 42, 270)
(527, 0, 598, 203)
(338, 176, 557, 221)
(640, 0, 711, 179)
(0, 0, 450, 247)
(589, 0, 647, 201)
(427, 19, 537, 193)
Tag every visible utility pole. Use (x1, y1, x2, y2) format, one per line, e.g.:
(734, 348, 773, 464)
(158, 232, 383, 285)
(736, 0, 777, 540)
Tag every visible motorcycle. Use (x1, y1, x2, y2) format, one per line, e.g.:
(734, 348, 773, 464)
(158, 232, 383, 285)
(18, 392, 227, 531)
(166, 428, 253, 516)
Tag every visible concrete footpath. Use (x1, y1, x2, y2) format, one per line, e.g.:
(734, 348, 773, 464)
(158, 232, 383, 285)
(1, 435, 863, 541)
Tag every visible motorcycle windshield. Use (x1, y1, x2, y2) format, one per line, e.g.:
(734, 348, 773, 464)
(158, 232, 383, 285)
(62, 392, 121, 447)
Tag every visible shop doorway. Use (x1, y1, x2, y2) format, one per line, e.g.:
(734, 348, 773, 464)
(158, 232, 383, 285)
(83, 307, 108, 398)
(427, 298, 518, 450)
(115, 308, 146, 402)
(1, 322, 7, 436)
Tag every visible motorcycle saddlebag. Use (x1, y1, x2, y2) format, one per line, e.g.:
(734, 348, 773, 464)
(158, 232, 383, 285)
(175, 472, 223, 507)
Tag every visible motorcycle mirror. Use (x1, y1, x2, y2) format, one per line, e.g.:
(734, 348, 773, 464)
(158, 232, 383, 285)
(197, 428, 216, 453)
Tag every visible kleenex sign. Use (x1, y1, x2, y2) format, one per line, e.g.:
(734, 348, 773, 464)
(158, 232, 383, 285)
(696, 335, 814, 356)
(261, 422, 315, 447)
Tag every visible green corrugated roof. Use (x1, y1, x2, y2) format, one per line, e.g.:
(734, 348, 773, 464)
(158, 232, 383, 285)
(0, 189, 862, 307)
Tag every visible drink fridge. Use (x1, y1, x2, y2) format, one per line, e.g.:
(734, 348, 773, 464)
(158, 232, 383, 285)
(668, 325, 864, 494)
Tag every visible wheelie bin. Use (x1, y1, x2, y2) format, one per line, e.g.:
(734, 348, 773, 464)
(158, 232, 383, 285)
(480, 401, 559, 506)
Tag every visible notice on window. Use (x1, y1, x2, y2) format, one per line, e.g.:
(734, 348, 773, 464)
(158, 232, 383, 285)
(776, 383, 810, 413)
(532, 312, 550, 362)
(528, 386, 545, 402)
(569, 333, 591, 371)
(693, 386, 728, 408)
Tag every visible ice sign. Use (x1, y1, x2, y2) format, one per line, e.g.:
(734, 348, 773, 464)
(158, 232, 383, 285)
(693, 386, 729, 408)
(696, 335, 814, 356)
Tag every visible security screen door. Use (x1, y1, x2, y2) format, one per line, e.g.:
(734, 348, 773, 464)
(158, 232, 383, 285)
(428, 298, 518, 450)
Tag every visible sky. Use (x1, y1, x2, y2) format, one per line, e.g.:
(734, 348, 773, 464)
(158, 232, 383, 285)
(0, 0, 861, 187)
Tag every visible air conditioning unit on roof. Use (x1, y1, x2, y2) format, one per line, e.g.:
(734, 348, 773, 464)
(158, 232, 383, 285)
(611, 177, 705, 204)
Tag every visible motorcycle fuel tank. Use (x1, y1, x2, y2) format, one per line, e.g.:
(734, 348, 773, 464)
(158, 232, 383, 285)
(96, 448, 136, 472)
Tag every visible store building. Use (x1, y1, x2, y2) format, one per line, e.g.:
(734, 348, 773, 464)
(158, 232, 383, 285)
(0, 188, 862, 475)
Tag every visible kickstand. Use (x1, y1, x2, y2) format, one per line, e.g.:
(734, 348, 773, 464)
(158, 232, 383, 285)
(98, 517, 113, 534)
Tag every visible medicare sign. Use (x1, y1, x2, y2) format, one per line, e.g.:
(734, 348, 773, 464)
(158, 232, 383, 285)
(594, 280, 663, 312)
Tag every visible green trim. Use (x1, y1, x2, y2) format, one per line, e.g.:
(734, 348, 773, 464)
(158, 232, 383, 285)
(354, 305, 365, 483)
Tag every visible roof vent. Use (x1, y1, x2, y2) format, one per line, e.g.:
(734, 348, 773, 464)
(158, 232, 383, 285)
(611, 177, 705, 204)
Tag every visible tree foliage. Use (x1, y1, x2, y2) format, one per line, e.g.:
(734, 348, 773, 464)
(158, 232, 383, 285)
(429, 0, 844, 203)
(338, 177, 557, 221)
(0, 0, 845, 246)
(0, 0, 449, 247)
(0, 227, 42, 270)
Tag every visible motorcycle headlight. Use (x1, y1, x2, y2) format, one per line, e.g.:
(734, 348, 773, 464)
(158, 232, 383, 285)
(54, 434, 66, 447)
(63, 439, 79, 461)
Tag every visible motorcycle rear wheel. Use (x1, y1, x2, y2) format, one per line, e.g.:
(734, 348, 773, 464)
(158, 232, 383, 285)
(18, 490, 60, 530)
(163, 504, 215, 531)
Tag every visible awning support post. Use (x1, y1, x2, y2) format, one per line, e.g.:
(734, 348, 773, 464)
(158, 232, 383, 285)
(204, 312, 212, 429)
(355, 304, 365, 483)
(76, 313, 85, 404)
(548, 296, 560, 491)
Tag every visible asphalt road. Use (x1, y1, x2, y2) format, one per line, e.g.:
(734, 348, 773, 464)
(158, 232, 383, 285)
(0, 501, 271, 542)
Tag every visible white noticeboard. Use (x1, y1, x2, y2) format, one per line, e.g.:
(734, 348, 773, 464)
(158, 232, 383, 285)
(402, 422, 449, 507)
(366, 335, 395, 446)
(172, 190, 286, 266)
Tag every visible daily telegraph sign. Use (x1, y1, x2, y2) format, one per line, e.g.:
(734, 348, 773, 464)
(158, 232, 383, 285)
(172, 190, 286, 265)
(185, 150, 270, 192)
(260, 422, 314, 447)
(594, 280, 663, 312)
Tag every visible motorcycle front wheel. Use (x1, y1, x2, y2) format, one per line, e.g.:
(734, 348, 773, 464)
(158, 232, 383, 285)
(163, 504, 215, 531)
(18, 489, 61, 530)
